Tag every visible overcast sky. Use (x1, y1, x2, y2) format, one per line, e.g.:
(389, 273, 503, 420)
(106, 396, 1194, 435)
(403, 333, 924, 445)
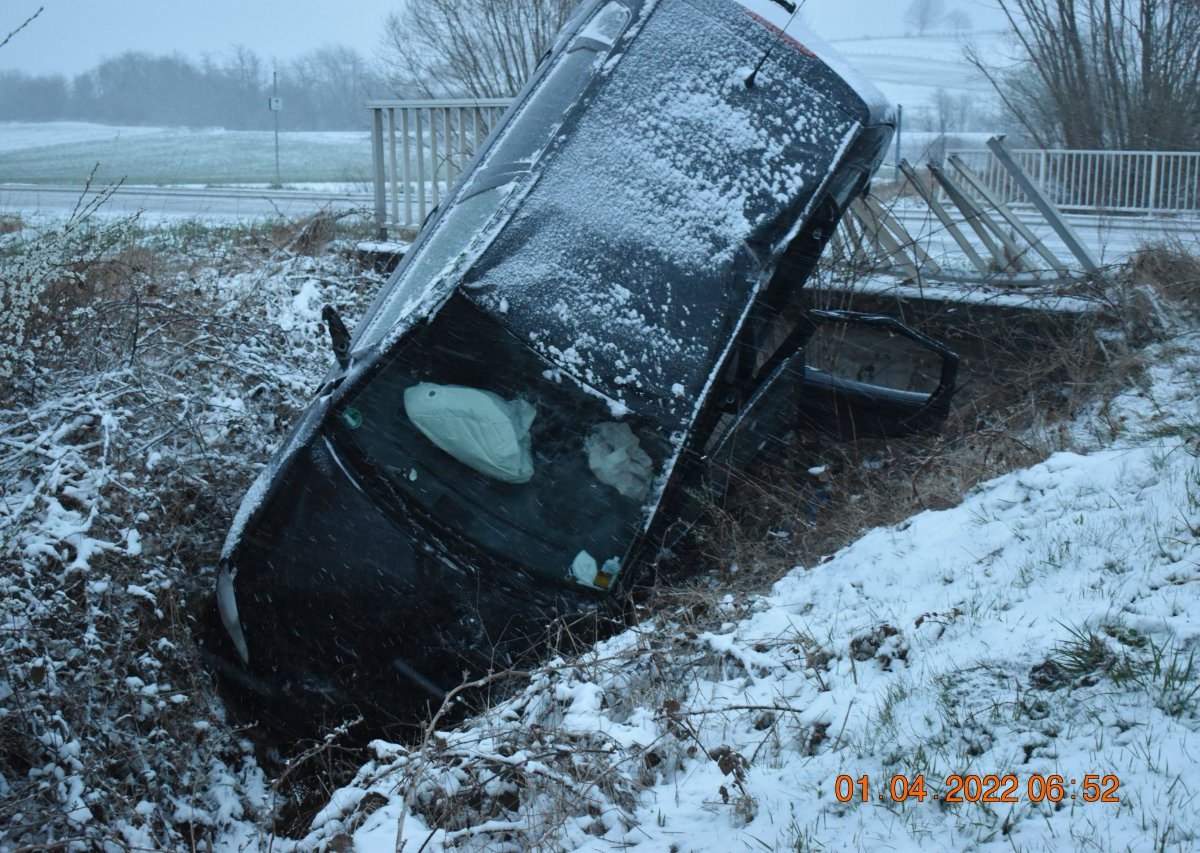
(0, 0, 399, 76)
(0, 0, 1006, 78)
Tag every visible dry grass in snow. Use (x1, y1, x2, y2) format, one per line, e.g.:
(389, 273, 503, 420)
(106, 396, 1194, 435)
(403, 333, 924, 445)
(0, 206, 386, 851)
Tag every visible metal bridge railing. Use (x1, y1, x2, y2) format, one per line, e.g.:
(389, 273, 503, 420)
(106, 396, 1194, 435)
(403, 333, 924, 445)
(368, 106, 1200, 235)
(368, 98, 513, 237)
(945, 147, 1200, 215)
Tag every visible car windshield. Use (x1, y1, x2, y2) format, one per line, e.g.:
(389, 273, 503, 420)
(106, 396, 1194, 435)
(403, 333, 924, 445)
(337, 295, 670, 589)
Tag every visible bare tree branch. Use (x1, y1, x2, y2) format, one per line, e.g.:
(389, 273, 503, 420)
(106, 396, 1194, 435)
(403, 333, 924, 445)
(977, 0, 1200, 149)
(0, 5, 43, 51)
(378, 0, 576, 98)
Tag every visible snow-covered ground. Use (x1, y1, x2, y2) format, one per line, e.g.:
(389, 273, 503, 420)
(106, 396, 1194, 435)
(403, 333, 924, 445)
(0, 212, 388, 851)
(0, 121, 174, 153)
(2, 191, 1198, 850)
(0, 122, 373, 186)
(269, 314, 1200, 852)
(0, 183, 373, 225)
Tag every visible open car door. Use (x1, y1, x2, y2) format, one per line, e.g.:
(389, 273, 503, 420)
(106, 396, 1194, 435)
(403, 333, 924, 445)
(798, 310, 959, 438)
(705, 309, 958, 477)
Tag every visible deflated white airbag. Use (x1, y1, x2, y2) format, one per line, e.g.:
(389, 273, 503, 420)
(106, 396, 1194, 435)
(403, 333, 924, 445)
(404, 382, 536, 483)
(585, 421, 652, 500)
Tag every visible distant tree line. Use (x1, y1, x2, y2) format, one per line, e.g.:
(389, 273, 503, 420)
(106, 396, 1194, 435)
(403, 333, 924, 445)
(1, 0, 580, 127)
(0, 45, 386, 130)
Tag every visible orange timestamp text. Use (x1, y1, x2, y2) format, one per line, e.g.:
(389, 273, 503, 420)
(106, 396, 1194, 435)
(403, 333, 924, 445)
(833, 773, 1120, 804)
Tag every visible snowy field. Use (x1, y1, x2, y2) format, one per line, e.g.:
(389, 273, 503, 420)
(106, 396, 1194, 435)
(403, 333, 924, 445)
(829, 31, 1008, 111)
(0, 122, 373, 186)
(0, 183, 374, 226)
(0, 31, 1007, 191)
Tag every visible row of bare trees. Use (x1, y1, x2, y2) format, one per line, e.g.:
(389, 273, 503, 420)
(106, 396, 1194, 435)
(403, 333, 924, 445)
(7, 0, 1199, 150)
(1, 0, 570, 127)
(974, 0, 1200, 150)
(385, 0, 1200, 154)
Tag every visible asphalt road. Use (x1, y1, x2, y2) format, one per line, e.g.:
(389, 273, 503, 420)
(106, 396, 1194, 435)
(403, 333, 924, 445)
(0, 183, 374, 223)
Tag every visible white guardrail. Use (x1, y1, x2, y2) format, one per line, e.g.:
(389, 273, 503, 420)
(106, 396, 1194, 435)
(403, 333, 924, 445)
(368, 98, 512, 236)
(946, 148, 1200, 215)
(366, 99, 1200, 236)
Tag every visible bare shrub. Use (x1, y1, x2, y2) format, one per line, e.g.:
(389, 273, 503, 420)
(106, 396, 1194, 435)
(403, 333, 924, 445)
(0, 211, 387, 850)
(1129, 238, 1200, 311)
(263, 207, 367, 257)
(0, 185, 138, 386)
(970, 0, 1200, 150)
(380, 0, 576, 98)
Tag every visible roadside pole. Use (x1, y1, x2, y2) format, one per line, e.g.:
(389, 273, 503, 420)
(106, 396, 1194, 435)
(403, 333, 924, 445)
(269, 72, 283, 187)
(894, 104, 903, 167)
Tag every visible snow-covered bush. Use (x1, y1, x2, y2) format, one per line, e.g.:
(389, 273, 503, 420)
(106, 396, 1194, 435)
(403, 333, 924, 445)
(0, 186, 138, 386)
(0, 209, 385, 850)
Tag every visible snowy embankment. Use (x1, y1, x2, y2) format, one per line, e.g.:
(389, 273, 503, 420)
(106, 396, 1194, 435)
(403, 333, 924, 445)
(279, 336, 1200, 850)
(4, 203, 1196, 850)
(0, 210, 386, 851)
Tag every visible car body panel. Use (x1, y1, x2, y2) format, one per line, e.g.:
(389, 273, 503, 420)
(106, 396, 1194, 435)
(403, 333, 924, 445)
(207, 0, 950, 732)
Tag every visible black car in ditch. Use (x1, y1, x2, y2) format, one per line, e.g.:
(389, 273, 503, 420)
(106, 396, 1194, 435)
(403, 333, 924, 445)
(207, 0, 957, 731)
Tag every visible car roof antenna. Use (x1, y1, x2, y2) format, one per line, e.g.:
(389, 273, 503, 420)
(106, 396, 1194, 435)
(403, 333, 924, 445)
(322, 304, 352, 369)
(744, 0, 806, 88)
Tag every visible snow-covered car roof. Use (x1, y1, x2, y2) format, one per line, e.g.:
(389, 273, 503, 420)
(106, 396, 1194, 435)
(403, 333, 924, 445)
(351, 0, 889, 432)
(733, 0, 892, 121)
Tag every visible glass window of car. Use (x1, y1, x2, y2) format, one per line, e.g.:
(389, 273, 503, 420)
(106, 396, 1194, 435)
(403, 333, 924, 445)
(339, 294, 668, 590)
